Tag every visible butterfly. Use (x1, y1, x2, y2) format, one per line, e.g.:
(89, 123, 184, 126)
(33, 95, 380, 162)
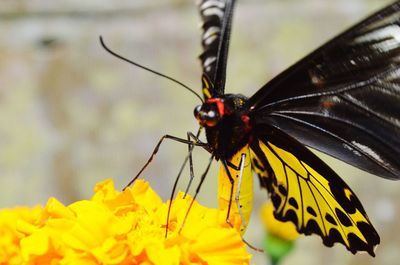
(193, 0, 400, 257)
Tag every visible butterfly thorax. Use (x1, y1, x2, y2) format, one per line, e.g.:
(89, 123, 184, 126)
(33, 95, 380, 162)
(194, 93, 252, 160)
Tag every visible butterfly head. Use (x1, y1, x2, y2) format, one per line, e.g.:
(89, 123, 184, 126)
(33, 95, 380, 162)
(194, 98, 225, 127)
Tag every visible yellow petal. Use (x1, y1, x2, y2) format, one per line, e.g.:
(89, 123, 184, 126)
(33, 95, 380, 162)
(191, 227, 251, 265)
(90, 238, 128, 265)
(146, 240, 181, 265)
(129, 179, 163, 211)
(20, 230, 50, 258)
(45, 197, 75, 219)
(92, 179, 120, 202)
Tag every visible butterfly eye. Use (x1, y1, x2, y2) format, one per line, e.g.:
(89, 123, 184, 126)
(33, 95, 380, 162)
(194, 105, 202, 121)
(204, 110, 219, 127)
(193, 105, 220, 127)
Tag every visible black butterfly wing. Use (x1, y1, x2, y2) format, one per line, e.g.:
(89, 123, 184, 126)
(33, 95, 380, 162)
(198, 0, 236, 98)
(248, 1, 400, 179)
(249, 124, 380, 256)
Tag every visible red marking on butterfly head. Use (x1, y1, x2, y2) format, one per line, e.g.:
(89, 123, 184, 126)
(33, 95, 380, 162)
(206, 98, 225, 116)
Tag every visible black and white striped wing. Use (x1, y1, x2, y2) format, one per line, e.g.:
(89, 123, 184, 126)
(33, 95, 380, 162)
(249, 1, 400, 179)
(198, 0, 236, 98)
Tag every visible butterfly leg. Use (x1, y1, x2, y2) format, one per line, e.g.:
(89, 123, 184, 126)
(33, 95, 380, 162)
(123, 133, 207, 190)
(221, 155, 262, 251)
(184, 129, 203, 196)
(221, 159, 236, 228)
(178, 155, 214, 234)
(166, 130, 205, 236)
(124, 130, 208, 238)
(222, 154, 251, 230)
(235, 153, 249, 230)
(222, 154, 254, 232)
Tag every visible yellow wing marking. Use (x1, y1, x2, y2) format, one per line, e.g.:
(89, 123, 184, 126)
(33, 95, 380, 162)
(250, 139, 379, 255)
(218, 146, 253, 235)
(202, 75, 212, 99)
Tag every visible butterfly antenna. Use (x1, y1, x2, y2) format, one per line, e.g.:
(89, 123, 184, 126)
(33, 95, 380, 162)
(99, 36, 204, 103)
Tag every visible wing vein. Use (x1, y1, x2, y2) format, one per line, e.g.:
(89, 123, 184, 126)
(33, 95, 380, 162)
(282, 163, 290, 215)
(268, 112, 397, 176)
(306, 175, 349, 240)
(253, 64, 396, 112)
(305, 178, 328, 236)
(264, 138, 350, 240)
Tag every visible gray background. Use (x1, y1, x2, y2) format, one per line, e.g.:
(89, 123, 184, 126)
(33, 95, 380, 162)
(0, 0, 398, 264)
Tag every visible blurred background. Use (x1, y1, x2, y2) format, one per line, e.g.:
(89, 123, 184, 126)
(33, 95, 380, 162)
(0, 0, 398, 264)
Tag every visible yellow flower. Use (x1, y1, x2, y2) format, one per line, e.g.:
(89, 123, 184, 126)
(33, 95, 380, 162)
(0, 205, 43, 265)
(1, 179, 251, 265)
(260, 202, 298, 241)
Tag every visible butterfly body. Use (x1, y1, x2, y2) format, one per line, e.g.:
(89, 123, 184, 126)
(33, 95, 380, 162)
(195, 93, 251, 160)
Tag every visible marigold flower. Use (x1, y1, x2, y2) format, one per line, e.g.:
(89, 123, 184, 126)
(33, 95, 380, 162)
(1, 179, 251, 265)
